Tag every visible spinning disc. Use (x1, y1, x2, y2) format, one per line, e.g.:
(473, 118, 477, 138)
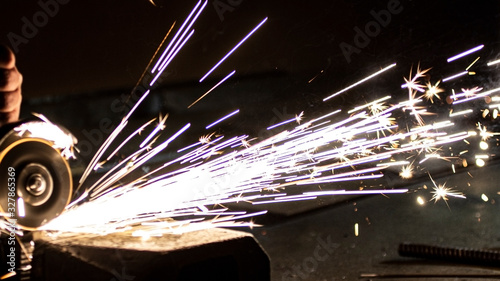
(0, 138, 72, 230)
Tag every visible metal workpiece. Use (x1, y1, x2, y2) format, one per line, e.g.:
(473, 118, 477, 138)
(31, 228, 270, 281)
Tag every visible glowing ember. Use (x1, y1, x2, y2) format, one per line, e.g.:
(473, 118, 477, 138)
(399, 165, 414, 179)
(428, 174, 466, 205)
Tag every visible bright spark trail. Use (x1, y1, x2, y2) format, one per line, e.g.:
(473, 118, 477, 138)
(487, 58, 500, 66)
(323, 63, 397, 101)
(199, 17, 268, 83)
(188, 70, 236, 108)
(205, 109, 240, 129)
(442, 71, 469, 83)
(447, 44, 484, 63)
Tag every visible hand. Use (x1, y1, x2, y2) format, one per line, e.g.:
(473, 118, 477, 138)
(0, 45, 22, 126)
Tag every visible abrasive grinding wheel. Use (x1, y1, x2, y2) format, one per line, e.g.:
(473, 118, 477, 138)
(0, 118, 75, 230)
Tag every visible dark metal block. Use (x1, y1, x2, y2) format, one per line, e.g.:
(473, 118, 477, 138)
(31, 228, 269, 281)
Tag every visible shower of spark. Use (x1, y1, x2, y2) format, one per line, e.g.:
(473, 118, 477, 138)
(40, 57, 485, 235)
(7, 3, 498, 237)
(19, 43, 499, 237)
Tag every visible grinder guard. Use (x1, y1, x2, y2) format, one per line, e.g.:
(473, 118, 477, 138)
(0, 117, 76, 230)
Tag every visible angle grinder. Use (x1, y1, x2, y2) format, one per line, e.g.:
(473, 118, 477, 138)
(0, 116, 77, 230)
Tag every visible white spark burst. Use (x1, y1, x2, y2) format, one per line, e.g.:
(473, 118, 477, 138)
(399, 165, 414, 179)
